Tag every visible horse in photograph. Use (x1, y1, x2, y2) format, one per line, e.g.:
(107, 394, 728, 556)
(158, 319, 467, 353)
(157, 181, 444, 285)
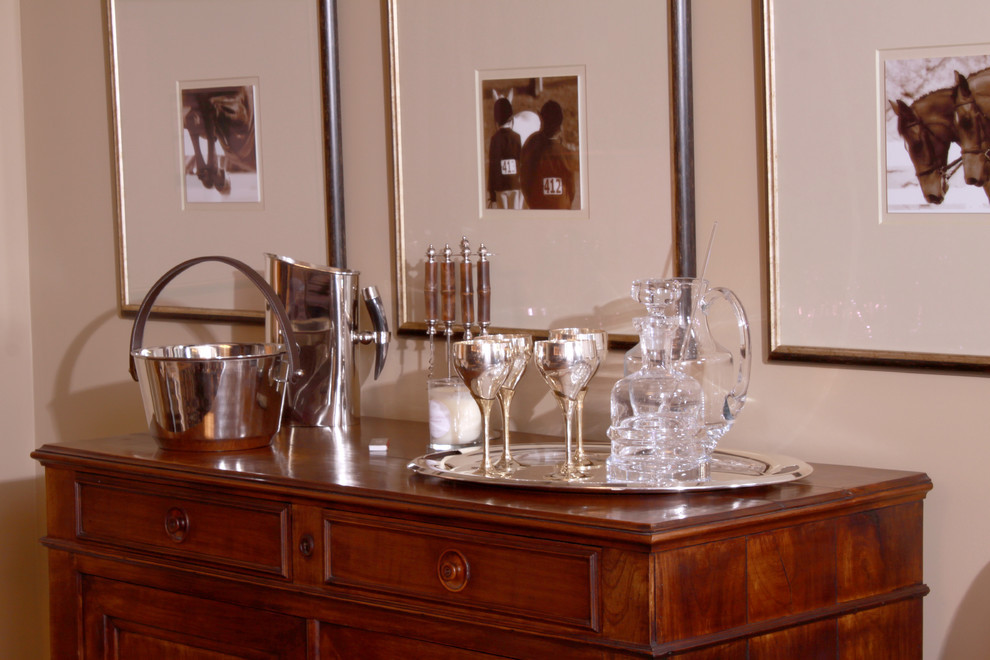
(952, 68, 990, 199)
(183, 87, 256, 195)
(889, 88, 959, 205)
(491, 89, 540, 146)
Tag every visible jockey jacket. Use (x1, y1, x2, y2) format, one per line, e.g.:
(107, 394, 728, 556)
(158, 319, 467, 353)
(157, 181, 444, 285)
(520, 132, 577, 210)
(488, 127, 522, 202)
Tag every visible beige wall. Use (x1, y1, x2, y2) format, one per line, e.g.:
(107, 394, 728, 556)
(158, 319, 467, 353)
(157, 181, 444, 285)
(4, 0, 988, 658)
(1, 0, 44, 656)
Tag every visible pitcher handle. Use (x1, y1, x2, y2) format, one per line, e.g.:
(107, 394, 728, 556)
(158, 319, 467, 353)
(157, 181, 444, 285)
(128, 255, 301, 382)
(359, 286, 391, 379)
(704, 286, 751, 420)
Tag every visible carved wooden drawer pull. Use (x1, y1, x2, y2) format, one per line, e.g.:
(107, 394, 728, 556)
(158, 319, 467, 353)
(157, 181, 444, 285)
(298, 533, 315, 558)
(437, 549, 469, 592)
(164, 507, 189, 543)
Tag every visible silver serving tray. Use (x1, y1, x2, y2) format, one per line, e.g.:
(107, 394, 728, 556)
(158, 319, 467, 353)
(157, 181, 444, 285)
(408, 443, 813, 492)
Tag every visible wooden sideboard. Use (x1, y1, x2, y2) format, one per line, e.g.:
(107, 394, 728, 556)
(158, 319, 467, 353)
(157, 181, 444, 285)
(33, 417, 931, 658)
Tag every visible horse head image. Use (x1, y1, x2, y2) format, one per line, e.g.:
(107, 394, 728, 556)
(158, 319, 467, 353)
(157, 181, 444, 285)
(952, 69, 990, 188)
(890, 91, 957, 205)
(491, 88, 540, 146)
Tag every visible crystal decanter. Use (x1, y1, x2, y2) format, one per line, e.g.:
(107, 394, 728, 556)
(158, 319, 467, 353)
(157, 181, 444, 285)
(607, 312, 706, 486)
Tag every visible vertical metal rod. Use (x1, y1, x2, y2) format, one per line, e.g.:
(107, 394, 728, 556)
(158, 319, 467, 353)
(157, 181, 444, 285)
(671, 0, 696, 278)
(319, 0, 347, 268)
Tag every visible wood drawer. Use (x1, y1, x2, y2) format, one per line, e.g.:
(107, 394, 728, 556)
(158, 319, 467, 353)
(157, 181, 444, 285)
(76, 474, 290, 579)
(83, 576, 308, 658)
(322, 513, 599, 633)
(320, 622, 508, 659)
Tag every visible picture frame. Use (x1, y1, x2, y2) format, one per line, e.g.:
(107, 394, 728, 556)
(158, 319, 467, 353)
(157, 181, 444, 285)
(387, 0, 696, 347)
(477, 67, 589, 219)
(762, 0, 990, 371)
(178, 79, 262, 206)
(107, 0, 346, 322)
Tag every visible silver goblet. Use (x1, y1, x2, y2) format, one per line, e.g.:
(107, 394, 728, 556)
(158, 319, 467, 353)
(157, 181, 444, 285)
(548, 328, 607, 466)
(533, 338, 599, 480)
(451, 337, 513, 477)
(489, 334, 533, 477)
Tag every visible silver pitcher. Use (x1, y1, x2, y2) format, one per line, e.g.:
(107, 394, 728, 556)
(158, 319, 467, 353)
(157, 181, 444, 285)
(265, 254, 390, 428)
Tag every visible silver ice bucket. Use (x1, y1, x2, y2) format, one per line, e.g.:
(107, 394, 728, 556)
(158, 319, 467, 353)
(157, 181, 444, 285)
(128, 256, 300, 451)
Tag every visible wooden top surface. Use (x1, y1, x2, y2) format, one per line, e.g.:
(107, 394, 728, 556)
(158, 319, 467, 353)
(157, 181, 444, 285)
(33, 417, 931, 541)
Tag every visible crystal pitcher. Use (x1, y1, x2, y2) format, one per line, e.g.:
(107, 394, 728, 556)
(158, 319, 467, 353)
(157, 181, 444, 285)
(627, 278, 751, 453)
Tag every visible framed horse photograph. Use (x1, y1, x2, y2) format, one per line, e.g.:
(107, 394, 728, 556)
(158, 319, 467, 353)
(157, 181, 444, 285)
(882, 50, 990, 214)
(107, 0, 345, 322)
(762, 0, 990, 371)
(478, 68, 587, 218)
(179, 79, 261, 206)
(387, 0, 684, 344)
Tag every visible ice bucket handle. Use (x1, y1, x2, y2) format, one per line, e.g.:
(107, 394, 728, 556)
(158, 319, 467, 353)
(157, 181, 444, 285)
(128, 255, 301, 382)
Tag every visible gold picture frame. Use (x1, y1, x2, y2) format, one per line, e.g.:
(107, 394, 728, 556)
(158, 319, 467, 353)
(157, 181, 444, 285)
(762, 0, 990, 370)
(387, 0, 697, 347)
(107, 0, 346, 322)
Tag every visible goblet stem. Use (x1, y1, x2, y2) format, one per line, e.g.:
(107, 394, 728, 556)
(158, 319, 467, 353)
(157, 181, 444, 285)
(552, 395, 586, 480)
(574, 390, 591, 467)
(492, 389, 521, 476)
(476, 397, 496, 477)
(564, 397, 576, 469)
(500, 390, 514, 456)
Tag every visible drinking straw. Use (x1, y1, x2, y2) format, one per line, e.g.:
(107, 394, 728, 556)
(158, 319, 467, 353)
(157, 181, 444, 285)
(681, 221, 718, 358)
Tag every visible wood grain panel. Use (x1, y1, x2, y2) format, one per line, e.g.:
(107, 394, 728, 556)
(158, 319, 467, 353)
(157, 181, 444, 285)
(321, 623, 505, 659)
(747, 520, 837, 622)
(750, 619, 837, 659)
(82, 576, 307, 658)
(838, 598, 923, 659)
(601, 547, 652, 646)
(672, 639, 747, 658)
(837, 502, 923, 602)
(657, 538, 747, 640)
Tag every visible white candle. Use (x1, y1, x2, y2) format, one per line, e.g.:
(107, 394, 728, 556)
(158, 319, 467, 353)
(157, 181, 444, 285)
(428, 378, 482, 448)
